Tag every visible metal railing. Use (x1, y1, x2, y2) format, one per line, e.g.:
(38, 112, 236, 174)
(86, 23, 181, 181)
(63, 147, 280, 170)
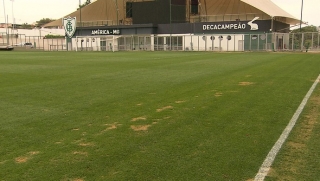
(189, 13, 271, 23)
(2, 32, 319, 52)
(76, 19, 133, 27)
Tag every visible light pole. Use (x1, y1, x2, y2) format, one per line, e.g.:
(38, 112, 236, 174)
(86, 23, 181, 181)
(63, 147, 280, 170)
(79, 0, 82, 29)
(10, 0, 14, 32)
(2, 0, 9, 45)
(300, 0, 304, 32)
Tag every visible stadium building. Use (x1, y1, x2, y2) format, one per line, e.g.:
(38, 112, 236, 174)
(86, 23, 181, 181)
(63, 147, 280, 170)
(45, 0, 301, 51)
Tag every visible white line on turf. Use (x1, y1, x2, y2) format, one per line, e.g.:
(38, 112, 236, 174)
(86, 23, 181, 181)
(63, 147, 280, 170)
(254, 74, 320, 181)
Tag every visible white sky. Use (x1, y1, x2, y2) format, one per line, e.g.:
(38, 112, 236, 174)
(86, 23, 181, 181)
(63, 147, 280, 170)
(0, 0, 319, 26)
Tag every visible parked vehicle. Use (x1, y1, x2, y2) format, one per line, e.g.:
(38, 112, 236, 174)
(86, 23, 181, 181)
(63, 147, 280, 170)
(12, 42, 34, 48)
(0, 45, 14, 51)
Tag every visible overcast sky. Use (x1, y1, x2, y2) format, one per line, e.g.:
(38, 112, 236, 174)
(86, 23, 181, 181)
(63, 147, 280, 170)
(0, 0, 319, 26)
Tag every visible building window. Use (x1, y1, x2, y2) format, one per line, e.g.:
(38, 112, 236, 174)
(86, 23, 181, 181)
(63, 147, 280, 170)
(126, 2, 133, 18)
(191, 0, 199, 14)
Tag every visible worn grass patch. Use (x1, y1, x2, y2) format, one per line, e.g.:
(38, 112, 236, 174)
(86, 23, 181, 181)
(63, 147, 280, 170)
(15, 151, 40, 164)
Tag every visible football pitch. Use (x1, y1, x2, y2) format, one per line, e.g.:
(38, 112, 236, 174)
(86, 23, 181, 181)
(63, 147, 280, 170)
(0, 51, 319, 180)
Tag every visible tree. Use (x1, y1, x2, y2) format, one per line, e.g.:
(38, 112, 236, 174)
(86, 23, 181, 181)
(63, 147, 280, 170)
(77, 0, 91, 10)
(36, 18, 55, 27)
(290, 26, 319, 50)
(20, 23, 33, 29)
(291, 25, 318, 33)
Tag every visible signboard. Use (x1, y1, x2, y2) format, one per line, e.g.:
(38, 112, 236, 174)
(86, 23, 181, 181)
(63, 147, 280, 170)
(63, 17, 77, 38)
(195, 17, 272, 33)
(91, 29, 121, 35)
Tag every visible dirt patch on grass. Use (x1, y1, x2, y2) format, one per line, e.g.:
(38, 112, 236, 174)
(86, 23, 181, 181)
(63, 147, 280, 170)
(131, 125, 151, 131)
(215, 92, 223, 97)
(29, 151, 39, 155)
(74, 138, 95, 147)
(72, 128, 80, 131)
(55, 140, 63, 144)
(15, 157, 28, 163)
(157, 106, 173, 112)
(239, 82, 254, 86)
(136, 103, 143, 106)
(106, 122, 120, 129)
(79, 142, 95, 147)
(62, 179, 85, 181)
(175, 100, 186, 104)
(73, 151, 88, 156)
(131, 116, 147, 122)
(15, 151, 40, 163)
(107, 125, 117, 130)
(97, 123, 122, 135)
(72, 179, 85, 181)
(0, 160, 7, 164)
(287, 141, 306, 149)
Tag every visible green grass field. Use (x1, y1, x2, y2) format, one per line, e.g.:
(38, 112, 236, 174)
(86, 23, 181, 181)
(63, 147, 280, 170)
(0, 51, 319, 180)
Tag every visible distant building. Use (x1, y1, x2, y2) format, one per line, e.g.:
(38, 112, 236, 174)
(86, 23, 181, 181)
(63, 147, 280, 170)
(0, 23, 12, 28)
(44, 0, 303, 51)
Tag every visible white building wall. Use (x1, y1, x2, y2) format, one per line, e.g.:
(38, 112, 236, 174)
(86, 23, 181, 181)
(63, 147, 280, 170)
(0, 28, 64, 36)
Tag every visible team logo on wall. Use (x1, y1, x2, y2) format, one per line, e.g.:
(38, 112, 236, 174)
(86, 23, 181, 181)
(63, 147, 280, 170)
(63, 17, 77, 38)
(248, 17, 259, 30)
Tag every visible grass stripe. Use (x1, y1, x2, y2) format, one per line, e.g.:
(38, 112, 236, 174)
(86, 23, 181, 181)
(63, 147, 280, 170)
(254, 74, 320, 180)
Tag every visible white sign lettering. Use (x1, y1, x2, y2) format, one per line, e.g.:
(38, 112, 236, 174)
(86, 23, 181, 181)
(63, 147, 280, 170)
(203, 23, 246, 31)
(203, 17, 260, 31)
(91, 29, 121, 35)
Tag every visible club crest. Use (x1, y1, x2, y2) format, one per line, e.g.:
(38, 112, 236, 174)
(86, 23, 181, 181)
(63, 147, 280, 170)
(63, 17, 77, 38)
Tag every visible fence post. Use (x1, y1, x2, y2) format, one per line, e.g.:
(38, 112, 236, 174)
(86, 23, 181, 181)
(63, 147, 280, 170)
(205, 36, 207, 51)
(257, 34, 260, 51)
(301, 33, 304, 51)
(317, 32, 320, 50)
(183, 35, 185, 51)
(250, 34, 252, 51)
(292, 33, 294, 51)
(234, 34, 235, 52)
(211, 35, 214, 51)
(311, 32, 314, 49)
(265, 33, 268, 51)
(242, 34, 244, 52)
(198, 35, 199, 51)
(191, 35, 193, 51)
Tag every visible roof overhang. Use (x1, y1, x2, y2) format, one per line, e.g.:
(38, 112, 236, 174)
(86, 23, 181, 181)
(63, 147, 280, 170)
(240, 0, 301, 25)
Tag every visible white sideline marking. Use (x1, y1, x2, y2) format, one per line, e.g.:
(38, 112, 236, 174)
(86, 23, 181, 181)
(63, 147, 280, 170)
(254, 74, 320, 181)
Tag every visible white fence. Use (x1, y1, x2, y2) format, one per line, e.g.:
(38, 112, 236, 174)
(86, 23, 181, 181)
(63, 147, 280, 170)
(1, 30, 319, 52)
(74, 33, 320, 52)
